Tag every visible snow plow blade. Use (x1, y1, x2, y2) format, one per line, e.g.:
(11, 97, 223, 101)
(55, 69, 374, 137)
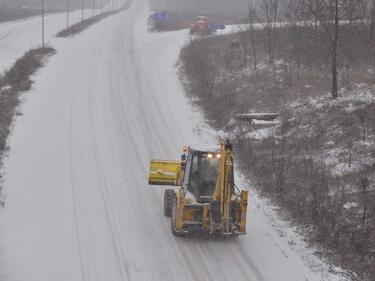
(148, 160, 183, 186)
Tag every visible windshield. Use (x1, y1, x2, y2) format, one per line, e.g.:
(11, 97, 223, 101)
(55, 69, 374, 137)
(189, 154, 219, 198)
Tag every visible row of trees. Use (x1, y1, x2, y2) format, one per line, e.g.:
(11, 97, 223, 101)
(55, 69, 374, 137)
(244, 0, 375, 99)
(149, 0, 249, 16)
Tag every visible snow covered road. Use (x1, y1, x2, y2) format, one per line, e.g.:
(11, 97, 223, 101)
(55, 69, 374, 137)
(0, 11, 86, 71)
(0, 3, 124, 72)
(0, 1, 345, 281)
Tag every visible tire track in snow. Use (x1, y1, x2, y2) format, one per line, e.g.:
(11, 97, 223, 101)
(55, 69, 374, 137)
(89, 103, 133, 281)
(0, 21, 24, 43)
(0, 24, 29, 49)
(85, 40, 133, 280)
(69, 81, 90, 281)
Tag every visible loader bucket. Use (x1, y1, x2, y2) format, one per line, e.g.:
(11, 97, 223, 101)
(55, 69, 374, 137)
(148, 160, 182, 186)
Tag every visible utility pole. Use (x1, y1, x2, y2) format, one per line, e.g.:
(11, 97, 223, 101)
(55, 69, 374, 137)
(101, 0, 104, 13)
(92, 0, 95, 17)
(66, 0, 70, 30)
(42, 0, 45, 48)
(81, 0, 84, 22)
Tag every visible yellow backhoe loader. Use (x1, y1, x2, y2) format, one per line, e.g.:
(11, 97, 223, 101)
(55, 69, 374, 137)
(148, 140, 248, 237)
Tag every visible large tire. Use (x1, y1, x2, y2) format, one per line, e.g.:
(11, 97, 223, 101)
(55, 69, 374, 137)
(164, 189, 175, 217)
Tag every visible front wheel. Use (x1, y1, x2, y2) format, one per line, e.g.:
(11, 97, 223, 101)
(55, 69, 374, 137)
(164, 189, 175, 217)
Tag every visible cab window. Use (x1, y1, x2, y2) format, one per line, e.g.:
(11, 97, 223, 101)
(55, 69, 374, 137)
(188, 153, 219, 199)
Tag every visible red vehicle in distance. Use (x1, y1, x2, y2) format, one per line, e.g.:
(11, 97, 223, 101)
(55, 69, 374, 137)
(189, 16, 216, 35)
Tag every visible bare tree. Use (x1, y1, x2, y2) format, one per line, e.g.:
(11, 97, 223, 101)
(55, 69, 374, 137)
(370, 0, 375, 70)
(247, 0, 258, 70)
(298, 0, 345, 99)
(260, 0, 279, 64)
(237, 26, 249, 68)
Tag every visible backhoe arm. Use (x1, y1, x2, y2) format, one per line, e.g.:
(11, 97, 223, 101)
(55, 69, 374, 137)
(212, 141, 235, 233)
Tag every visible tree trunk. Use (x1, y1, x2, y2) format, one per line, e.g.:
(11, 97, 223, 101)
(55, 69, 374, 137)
(331, 0, 339, 99)
(332, 51, 338, 99)
(371, 0, 375, 72)
(249, 8, 257, 70)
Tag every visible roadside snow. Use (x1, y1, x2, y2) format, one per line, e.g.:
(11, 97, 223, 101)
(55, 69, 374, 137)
(0, 3, 126, 72)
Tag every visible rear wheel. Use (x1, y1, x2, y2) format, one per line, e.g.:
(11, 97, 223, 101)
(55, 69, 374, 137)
(163, 189, 175, 217)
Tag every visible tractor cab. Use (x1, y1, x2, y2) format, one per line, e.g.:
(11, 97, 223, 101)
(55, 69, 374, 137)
(183, 150, 221, 203)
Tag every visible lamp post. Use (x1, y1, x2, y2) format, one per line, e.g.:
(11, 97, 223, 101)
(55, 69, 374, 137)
(66, 0, 70, 29)
(81, 0, 84, 22)
(92, 0, 95, 17)
(42, 0, 45, 48)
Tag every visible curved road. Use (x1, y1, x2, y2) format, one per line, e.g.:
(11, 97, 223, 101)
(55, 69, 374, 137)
(0, 1, 344, 281)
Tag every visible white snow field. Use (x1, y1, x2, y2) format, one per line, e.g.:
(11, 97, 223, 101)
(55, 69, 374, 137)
(0, 0, 348, 281)
(0, 3, 124, 72)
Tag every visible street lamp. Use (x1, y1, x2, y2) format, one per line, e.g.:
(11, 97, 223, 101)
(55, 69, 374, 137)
(92, 0, 95, 17)
(42, 0, 45, 48)
(81, 0, 84, 22)
(66, 0, 70, 29)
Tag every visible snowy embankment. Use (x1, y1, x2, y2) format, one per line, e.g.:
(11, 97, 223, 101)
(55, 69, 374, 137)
(0, 0, 349, 280)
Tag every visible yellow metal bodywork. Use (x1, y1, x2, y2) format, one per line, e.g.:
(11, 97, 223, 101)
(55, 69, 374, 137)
(148, 142, 249, 236)
(148, 160, 182, 186)
(212, 142, 235, 233)
(175, 191, 185, 232)
(239, 190, 249, 233)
